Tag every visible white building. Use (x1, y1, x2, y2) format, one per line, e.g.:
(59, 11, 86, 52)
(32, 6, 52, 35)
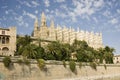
(114, 55, 120, 64)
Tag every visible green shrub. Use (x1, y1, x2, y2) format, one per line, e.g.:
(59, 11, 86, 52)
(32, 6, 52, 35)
(79, 62, 82, 69)
(104, 64, 107, 70)
(63, 60, 66, 68)
(24, 59, 30, 66)
(69, 61, 76, 73)
(17, 59, 23, 65)
(90, 62, 97, 70)
(37, 59, 45, 70)
(3, 57, 12, 69)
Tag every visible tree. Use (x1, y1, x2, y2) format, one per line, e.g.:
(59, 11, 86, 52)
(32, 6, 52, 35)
(98, 46, 115, 64)
(104, 46, 115, 64)
(73, 40, 96, 62)
(46, 41, 71, 60)
(35, 46, 45, 59)
(22, 44, 37, 59)
(16, 35, 32, 55)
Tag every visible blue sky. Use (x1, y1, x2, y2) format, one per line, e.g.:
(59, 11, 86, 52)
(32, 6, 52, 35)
(0, 0, 120, 54)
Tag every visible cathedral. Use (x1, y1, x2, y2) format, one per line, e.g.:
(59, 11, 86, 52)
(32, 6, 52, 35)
(33, 12, 103, 49)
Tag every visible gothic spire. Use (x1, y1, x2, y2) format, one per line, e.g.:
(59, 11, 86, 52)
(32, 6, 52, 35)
(35, 17, 38, 24)
(77, 27, 80, 32)
(50, 20, 54, 28)
(34, 17, 38, 31)
(41, 12, 46, 27)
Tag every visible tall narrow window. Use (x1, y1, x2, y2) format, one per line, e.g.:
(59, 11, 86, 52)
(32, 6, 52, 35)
(2, 37, 5, 44)
(6, 37, 9, 44)
(0, 37, 1, 44)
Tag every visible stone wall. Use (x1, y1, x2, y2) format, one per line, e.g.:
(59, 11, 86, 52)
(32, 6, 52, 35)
(0, 61, 120, 80)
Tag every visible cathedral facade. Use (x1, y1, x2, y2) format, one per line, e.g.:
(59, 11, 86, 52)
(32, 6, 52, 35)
(33, 12, 103, 49)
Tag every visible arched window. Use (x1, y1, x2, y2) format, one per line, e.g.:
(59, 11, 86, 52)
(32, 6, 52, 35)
(2, 47, 9, 51)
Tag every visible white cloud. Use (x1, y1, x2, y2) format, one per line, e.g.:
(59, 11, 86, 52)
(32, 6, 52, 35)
(46, 14, 54, 20)
(54, 9, 67, 18)
(31, 1, 40, 7)
(44, 0, 50, 7)
(15, 15, 29, 28)
(17, 0, 40, 8)
(35, 10, 38, 14)
(17, 0, 32, 7)
(69, 12, 77, 22)
(54, 0, 65, 3)
(23, 11, 36, 19)
(72, 0, 104, 16)
(5, 11, 9, 15)
(5, 10, 16, 15)
(103, 10, 111, 17)
(117, 9, 120, 14)
(25, 23, 29, 28)
(110, 18, 118, 24)
(1, 6, 8, 9)
(45, 9, 49, 13)
(14, 16, 24, 26)
(3, 16, 6, 20)
(24, 1, 32, 7)
(60, 4, 68, 11)
(16, 5, 21, 9)
(93, 17, 98, 23)
(93, 0, 104, 8)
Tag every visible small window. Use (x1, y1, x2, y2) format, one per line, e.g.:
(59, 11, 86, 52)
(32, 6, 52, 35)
(2, 31, 5, 35)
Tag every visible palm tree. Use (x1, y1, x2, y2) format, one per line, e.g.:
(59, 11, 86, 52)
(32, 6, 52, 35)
(98, 46, 115, 64)
(35, 46, 45, 59)
(22, 44, 37, 59)
(16, 35, 32, 55)
(46, 41, 71, 60)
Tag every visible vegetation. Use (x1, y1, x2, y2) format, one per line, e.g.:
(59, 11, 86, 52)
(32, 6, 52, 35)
(37, 59, 46, 70)
(3, 57, 13, 69)
(46, 41, 71, 60)
(90, 62, 97, 70)
(17, 59, 23, 65)
(69, 61, 76, 73)
(104, 64, 107, 70)
(79, 62, 82, 69)
(24, 59, 30, 66)
(16, 35, 115, 64)
(63, 60, 66, 68)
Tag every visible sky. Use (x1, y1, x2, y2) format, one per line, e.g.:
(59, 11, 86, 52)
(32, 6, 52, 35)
(0, 0, 120, 54)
